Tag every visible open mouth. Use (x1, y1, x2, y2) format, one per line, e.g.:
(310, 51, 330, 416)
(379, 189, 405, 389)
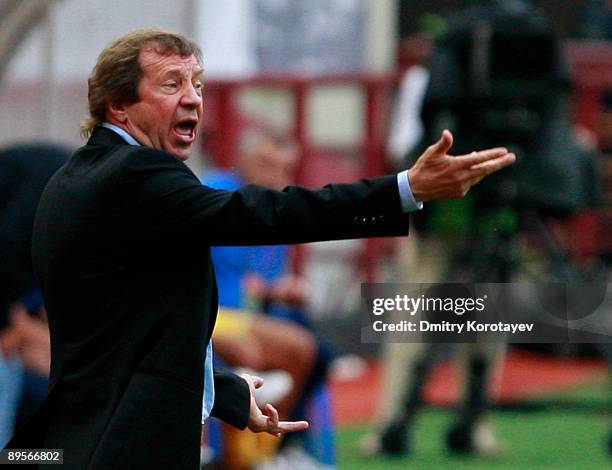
(173, 118, 198, 142)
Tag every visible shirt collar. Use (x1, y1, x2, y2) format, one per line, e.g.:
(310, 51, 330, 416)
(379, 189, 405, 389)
(100, 123, 141, 146)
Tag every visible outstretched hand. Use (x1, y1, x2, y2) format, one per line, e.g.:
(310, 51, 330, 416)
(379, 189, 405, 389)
(407, 130, 516, 202)
(241, 373, 309, 436)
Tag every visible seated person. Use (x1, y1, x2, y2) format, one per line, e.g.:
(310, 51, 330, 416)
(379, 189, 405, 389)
(202, 129, 334, 467)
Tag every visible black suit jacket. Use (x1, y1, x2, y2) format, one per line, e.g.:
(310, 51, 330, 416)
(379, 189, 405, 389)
(6, 127, 409, 469)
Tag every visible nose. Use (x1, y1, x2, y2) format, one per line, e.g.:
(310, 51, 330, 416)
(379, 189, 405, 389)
(180, 82, 203, 109)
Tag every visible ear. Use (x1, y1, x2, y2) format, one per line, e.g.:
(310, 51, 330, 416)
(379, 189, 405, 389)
(106, 98, 129, 124)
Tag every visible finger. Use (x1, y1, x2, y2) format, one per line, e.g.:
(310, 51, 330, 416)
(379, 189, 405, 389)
(457, 148, 508, 167)
(264, 404, 281, 436)
(470, 153, 516, 175)
(264, 403, 279, 426)
(429, 129, 453, 155)
(277, 420, 310, 433)
(251, 375, 264, 389)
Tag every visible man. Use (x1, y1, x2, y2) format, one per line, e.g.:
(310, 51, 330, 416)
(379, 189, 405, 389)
(5, 29, 514, 469)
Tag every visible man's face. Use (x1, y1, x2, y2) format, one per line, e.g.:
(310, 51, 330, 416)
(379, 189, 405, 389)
(241, 139, 298, 190)
(118, 48, 203, 160)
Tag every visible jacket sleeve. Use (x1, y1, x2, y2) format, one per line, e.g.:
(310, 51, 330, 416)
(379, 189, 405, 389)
(119, 147, 409, 246)
(210, 367, 250, 430)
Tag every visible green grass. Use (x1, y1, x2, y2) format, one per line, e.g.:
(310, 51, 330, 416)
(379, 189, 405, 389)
(531, 379, 610, 404)
(337, 410, 610, 469)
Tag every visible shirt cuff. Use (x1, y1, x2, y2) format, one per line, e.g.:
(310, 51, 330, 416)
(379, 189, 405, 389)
(397, 170, 423, 213)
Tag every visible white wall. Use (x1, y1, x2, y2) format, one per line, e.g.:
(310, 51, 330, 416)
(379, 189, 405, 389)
(0, 0, 396, 151)
(0, 0, 193, 148)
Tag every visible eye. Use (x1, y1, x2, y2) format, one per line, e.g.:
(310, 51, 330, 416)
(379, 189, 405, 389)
(162, 81, 179, 91)
(193, 80, 203, 95)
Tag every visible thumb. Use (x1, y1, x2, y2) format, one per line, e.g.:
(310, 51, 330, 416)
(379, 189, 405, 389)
(430, 129, 453, 155)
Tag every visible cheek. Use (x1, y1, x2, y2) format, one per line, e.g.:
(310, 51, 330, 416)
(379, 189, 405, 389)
(150, 99, 178, 130)
(161, 105, 177, 127)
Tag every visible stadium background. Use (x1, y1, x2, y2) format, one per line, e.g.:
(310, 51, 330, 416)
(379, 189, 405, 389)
(0, 1, 610, 468)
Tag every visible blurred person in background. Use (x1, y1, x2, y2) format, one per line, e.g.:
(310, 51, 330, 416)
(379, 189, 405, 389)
(4, 28, 515, 469)
(366, 0, 603, 458)
(202, 129, 336, 469)
(0, 144, 69, 447)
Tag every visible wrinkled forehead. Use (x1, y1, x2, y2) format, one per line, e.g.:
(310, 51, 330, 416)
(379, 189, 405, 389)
(138, 46, 202, 76)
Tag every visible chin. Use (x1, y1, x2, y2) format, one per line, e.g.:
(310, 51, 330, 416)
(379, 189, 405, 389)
(172, 147, 191, 161)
